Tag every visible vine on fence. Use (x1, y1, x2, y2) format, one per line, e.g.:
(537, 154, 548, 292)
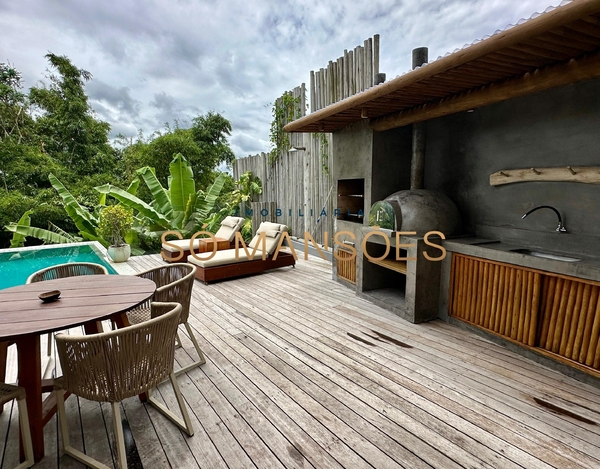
(313, 132, 329, 174)
(268, 92, 301, 164)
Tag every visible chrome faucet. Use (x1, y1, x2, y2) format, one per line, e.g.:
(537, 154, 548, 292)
(521, 205, 567, 232)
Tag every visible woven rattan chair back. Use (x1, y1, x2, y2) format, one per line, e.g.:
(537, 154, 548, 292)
(26, 262, 108, 284)
(127, 264, 206, 375)
(132, 263, 195, 324)
(55, 304, 181, 403)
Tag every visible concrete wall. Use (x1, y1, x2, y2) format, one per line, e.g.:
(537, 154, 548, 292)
(372, 126, 412, 203)
(423, 78, 600, 252)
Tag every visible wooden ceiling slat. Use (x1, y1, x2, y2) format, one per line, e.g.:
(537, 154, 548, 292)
(508, 42, 573, 60)
(493, 48, 553, 65)
(566, 20, 600, 39)
(432, 70, 494, 86)
(477, 53, 544, 69)
(414, 82, 467, 95)
(527, 36, 596, 54)
(556, 24, 600, 42)
(447, 65, 512, 81)
(466, 58, 530, 75)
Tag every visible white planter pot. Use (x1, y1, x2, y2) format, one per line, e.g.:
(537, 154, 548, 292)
(107, 244, 131, 263)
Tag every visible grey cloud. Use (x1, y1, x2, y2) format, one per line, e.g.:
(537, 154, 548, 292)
(87, 80, 140, 118)
(0, 0, 564, 159)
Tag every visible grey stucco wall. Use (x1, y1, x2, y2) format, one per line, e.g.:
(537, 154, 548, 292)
(372, 126, 412, 203)
(424, 78, 600, 247)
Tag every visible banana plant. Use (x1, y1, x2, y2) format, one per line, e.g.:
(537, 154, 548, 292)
(95, 153, 226, 239)
(6, 174, 107, 246)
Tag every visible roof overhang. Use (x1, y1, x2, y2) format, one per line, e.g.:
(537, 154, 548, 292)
(284, 0, 600, 133)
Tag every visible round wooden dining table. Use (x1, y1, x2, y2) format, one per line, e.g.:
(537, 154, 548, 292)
(0, 274, 156, 462)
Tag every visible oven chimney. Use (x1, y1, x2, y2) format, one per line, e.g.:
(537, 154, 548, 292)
(411, 47, 428, 190)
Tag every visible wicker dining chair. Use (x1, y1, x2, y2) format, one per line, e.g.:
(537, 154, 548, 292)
(27, 262, 109, 361)
(126, 263, 206, 374)
(55, 302, 194, 469)
(0, 383, 35, 469)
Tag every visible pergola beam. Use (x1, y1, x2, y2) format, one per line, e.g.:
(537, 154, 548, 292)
(370, 50, 600, 131)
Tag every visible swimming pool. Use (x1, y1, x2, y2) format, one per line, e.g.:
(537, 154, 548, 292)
(0, 243, 117, 290)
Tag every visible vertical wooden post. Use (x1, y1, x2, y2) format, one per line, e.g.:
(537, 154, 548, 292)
(366, 37, 373, 87)
(343, 50, 349, 98)
(310, 71, 316, 113)
(374, 34, 380, 77)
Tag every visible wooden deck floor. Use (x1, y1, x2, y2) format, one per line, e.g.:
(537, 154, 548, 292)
(2, 253, 600, 468)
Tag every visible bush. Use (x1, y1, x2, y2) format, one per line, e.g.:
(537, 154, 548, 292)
(98, 205, 133, 246)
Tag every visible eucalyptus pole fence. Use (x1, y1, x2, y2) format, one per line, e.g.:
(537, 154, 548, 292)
(233, 84, 334, 247)
(311, 34, 381, 112)
(233, 35, 383, 249)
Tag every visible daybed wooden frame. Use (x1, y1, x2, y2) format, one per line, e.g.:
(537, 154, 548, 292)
(193, 251, 296, 284)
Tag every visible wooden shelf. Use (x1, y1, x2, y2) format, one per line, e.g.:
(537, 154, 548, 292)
(368, 258, 407, 274)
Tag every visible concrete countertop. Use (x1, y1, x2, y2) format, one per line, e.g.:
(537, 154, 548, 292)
(443, 237, 600, 283)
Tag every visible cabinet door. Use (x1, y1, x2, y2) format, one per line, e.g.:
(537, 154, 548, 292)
(449, 254, 542, 346)
(537, 278, 600, 370)
(449, 253, 600, 373)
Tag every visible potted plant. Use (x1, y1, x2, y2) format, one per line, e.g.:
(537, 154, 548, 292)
(98, 205, 134, 262)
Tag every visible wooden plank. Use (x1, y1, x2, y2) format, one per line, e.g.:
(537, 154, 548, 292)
(367, 258, 407, 274)
(490, 166, 600, 186)
(218, 271, 598, 468)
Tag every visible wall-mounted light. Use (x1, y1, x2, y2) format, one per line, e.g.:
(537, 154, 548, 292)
(289, 146, 306, 152)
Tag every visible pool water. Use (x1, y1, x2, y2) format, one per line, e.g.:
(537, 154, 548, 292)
(0, 244, 117, 290)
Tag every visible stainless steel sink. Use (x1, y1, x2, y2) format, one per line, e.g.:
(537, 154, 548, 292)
(510, 248, 581, 262)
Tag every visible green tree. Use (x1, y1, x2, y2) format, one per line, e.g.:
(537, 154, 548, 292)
(121, 112, 235, 192)
(0, 62, 34, 143)
(28, 53, 116, 175)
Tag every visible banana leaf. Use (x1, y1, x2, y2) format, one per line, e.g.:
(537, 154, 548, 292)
(49, 173, 98, 235)
(137, 167, 172, 216)
(186, 173, 226, 231)
(95, 183, 172, 229)
(169, 154, 195, 213)
(48, 222, 81, 242)
(126, 177, 140, 195)
(9, 210, 34, 248)
(6, 224, 75, 245)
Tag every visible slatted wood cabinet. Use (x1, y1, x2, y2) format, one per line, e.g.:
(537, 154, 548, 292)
(336, 249, 357, 284)
(449, 254, 600, 374)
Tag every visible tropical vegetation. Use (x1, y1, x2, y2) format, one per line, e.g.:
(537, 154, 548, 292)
(0, 53, 254, 251)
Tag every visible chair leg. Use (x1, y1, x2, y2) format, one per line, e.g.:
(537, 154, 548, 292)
(46, 332, 53, 357)
(174, 322, 206, 376)
(112, 402, 127, 469)
(15, 395, 34, 469)
(57, 390, 111, 469)
(147, 373, 194, 436)
(0, 342, 7, 414)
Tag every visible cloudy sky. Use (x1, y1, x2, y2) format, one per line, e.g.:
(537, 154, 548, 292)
(1, 0, 563, 158)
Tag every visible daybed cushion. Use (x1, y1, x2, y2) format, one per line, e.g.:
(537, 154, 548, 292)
(187, 248, 265, 268)
(248, 222, 288, 255)
(162, 238, 202, 253)
(215, 216, 245, 241)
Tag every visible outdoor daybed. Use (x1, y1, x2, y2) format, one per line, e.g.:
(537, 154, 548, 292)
(161, 216, 244, 262)
(187, 222, 295, 283)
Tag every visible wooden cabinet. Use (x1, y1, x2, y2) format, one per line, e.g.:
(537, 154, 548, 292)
(449, 254, 600, 374)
